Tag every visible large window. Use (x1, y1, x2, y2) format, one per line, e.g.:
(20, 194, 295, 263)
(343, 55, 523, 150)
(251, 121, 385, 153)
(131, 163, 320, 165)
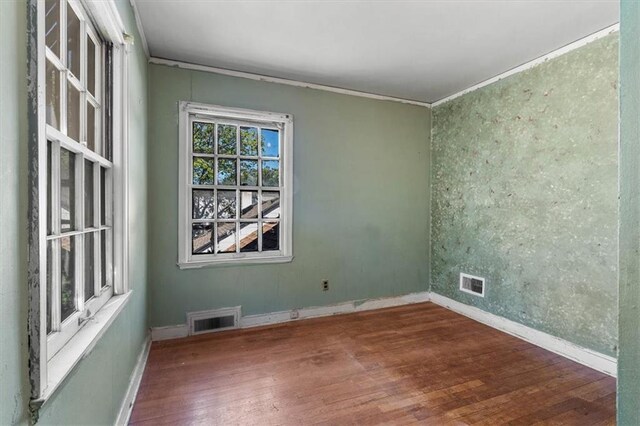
(44, 0, 114, 358)
(29, 0, 130, 404)
(178, 103, 293, 267)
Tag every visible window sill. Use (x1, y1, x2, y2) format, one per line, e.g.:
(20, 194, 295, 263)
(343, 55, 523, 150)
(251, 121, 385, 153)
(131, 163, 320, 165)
(31, 292, 132, 410)
(177, 255, 294, 269)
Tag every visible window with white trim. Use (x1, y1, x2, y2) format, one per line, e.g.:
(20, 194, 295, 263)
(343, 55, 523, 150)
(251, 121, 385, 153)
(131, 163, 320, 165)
(29, 0, 130, 404)
(178, 103, 293, 267)
(44, 0, 114, 358)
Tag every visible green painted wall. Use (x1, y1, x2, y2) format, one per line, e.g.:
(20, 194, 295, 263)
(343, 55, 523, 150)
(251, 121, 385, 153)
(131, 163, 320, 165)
(0, 1, 149, 424)
(147, 64, 431, 327)
(0, 1, 29, 423)
(618, 2, 640, 423)
(431, 34, 619, 356)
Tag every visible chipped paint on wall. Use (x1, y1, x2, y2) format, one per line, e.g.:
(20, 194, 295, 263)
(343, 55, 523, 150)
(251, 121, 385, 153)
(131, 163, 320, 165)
(431, 34, 619, 356)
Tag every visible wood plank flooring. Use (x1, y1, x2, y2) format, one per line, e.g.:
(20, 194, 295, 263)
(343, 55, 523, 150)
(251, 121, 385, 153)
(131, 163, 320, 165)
(130, 302, 616, 425)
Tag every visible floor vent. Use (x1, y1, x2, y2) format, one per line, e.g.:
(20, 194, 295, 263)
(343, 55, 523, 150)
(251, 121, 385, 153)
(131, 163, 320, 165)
(460, 273, 485, 297)
(187, 307, 241, 335)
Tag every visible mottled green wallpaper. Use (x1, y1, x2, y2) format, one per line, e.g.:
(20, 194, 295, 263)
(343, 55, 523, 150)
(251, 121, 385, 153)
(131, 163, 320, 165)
(431, 34, 619, 356)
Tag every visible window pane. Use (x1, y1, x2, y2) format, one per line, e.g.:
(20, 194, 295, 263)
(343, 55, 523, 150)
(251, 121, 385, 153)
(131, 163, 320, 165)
(47, 141, 53, 235)
(239, 222, 258, 253)
(101, 230, 110, 288)
(262, 160, 279, 187)
(84, 232, 94, 301)
(85, 160, 94, 227)
(66, 3, 81, 78)
(46, 60, 60, 130)
(192, 223, 214, 255)
(193, 122, 214, 154)
(60, 148, 76, 232)
(60, 236, 76, 322)
(261, 129, 279, 157)
(192, 157, 215, 185)
(87, 102, 96, 151)
(87, 35, 96, 96)
(46, 241, 53, 334)
(45, 0, 60, 55)
(217, 124, 237, 155)
(261, 191, 280, 219)
(240, 191, 258, 219)
(240, 127, 258, 156)
(100, 167, 107, 225)
(192, 189, 215, 219)
(217, 190, 236, 219)
(262, 222, 280, 251)
(67, 80, 80, 142)
(217, 159, 237, 185)
(240, 160, 258, 186)
(217, 222, 237, 253)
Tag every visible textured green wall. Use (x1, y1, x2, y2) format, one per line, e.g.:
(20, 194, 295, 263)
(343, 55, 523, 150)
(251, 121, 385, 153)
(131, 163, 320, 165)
(0, 1, 149, 424)
(431, 34, 619, 356)
(618, 1, 640, 423)
(147, 64, 431, 327)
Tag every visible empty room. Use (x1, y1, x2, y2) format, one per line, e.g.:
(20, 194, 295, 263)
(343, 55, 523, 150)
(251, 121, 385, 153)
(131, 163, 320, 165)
(3, 0, 640, 424)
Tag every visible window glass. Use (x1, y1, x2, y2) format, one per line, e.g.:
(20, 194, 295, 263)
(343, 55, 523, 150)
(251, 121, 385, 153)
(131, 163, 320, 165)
(84, 232, 94, 301)
(45, 0, 61, 55)
(85, 160, 94, 227)
(46, 61, 61, 130)
(67, 81, 80, 141)
(60, 236, 76, 322)
(217, 124, 237, 155)
(193, 122, 214, 154)
(60, 148, 76, 232)
(261, 129, 279, 157)
(182, 107, 289, 264)
(66, 3, 81, 78)
(240, 127, 258, 156)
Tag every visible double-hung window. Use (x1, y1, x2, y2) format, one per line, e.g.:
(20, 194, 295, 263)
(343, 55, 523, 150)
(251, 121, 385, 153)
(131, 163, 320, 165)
(29, 0, 130, 404)
(178, 103, 293, 267)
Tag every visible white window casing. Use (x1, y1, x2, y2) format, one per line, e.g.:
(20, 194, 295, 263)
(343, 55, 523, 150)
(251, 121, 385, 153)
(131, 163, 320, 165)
(28, 0, 131, 409)
(178, 102, 294, 268)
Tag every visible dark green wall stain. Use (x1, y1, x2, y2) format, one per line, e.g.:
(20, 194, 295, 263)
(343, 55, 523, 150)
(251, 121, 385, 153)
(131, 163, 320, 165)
(431, 34, 619, 356)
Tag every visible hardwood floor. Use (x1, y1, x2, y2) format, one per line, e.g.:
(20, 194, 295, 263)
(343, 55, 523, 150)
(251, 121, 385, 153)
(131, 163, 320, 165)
(130, 303, 616, 425)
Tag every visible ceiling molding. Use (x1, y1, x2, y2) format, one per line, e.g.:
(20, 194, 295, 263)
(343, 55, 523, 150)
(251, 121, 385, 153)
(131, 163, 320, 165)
(129, 0, 149, 58)
(432, 23, 620, 108)
(148, 57, 432, 108)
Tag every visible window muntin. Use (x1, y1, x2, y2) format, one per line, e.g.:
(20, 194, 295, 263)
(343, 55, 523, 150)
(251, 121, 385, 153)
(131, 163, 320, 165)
(43, 0, 114, 360)
(191, 119, 282, 255)
(179, 104, 293, 266)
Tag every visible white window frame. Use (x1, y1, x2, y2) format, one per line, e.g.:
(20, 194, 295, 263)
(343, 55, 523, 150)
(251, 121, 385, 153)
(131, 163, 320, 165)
(28, 0, 131, 407)
(177, 102, 294, 268)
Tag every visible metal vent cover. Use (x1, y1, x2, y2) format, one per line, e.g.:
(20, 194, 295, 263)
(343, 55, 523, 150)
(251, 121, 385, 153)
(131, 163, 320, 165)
(187, 307, 240, 335)
(459, 273, 485, 297)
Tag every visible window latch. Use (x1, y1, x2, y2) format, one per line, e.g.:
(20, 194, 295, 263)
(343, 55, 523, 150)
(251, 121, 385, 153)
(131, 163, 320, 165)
(78, 310, 96, 326)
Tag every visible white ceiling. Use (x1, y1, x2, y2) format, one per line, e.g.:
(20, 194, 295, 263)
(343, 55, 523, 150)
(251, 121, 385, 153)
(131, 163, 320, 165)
(134, 0, 619, 103)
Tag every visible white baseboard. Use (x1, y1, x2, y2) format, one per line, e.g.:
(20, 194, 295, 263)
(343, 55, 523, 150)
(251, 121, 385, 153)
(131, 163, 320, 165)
(150, 291, 432, 340)
(429, 292, 617, 377)
(115, 335, 152, 426)
(150, 324, 189, 341)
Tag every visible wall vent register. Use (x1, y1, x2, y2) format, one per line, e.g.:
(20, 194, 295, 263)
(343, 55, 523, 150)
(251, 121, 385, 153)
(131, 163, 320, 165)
(460, 273, 485, 297)
(187, 307, 240, 335)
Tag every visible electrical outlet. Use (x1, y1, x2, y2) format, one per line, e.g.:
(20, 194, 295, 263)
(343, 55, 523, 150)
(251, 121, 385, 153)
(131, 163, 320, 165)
(322, 280, 329, 291)
(290, 309, 299, 319)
